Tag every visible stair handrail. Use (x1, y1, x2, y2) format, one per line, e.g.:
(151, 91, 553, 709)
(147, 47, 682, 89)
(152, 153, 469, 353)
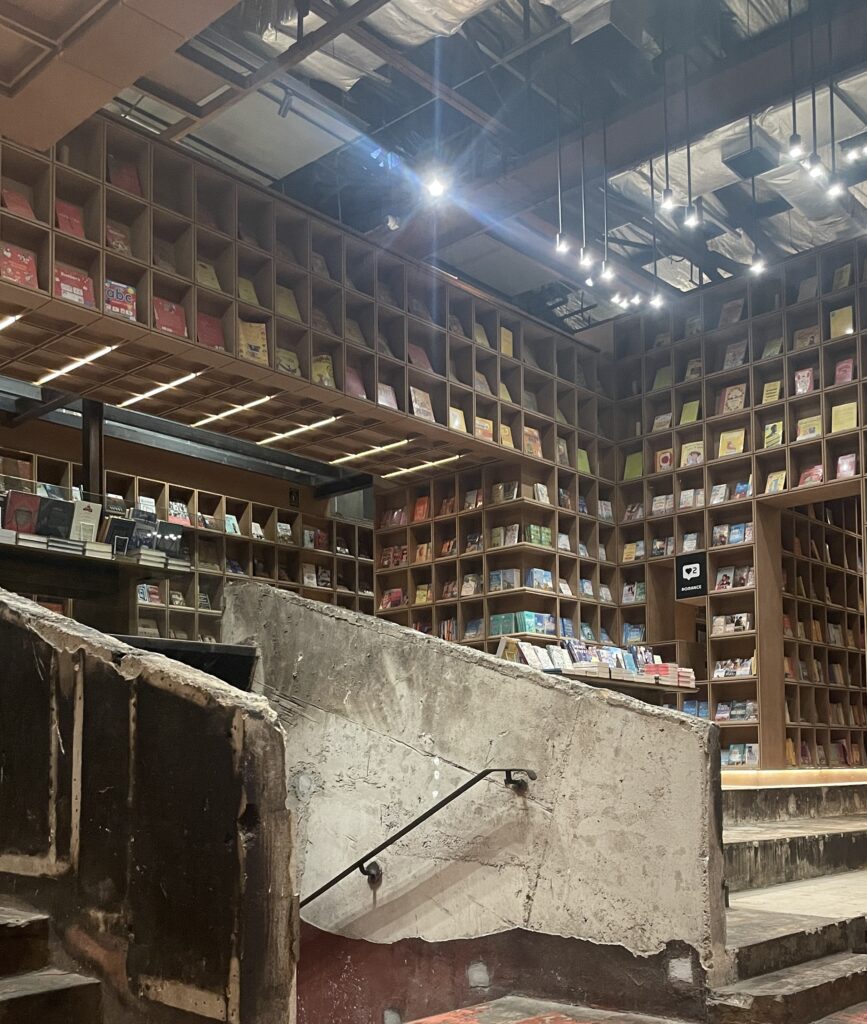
(299, 767, 537, 908)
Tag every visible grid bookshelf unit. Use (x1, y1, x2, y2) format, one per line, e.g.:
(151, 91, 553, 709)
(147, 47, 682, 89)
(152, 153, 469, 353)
(781, 499, 865, 768)
(0, 115, 614, 478)
(0, 445, 374, 641)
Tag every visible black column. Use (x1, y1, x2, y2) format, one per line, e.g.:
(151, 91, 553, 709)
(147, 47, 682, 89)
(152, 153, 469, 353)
(81, 399, 104, 502)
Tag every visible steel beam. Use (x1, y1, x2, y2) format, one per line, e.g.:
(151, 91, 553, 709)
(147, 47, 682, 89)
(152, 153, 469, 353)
(82, 399, 105, 503)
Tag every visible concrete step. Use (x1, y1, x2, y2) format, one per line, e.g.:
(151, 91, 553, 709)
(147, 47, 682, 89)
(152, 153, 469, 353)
(0, 905, 49, 976)
(708, 951, 867, 1024)
(724, 814, 867, 891)
(405, 997, 679, 1023)
(0, 967, 101, 1023)
(729, 912, 866, 980)
(723, 785, 867, 825)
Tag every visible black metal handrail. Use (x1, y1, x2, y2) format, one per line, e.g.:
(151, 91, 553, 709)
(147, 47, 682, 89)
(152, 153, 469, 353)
(299, 767, 537, 908)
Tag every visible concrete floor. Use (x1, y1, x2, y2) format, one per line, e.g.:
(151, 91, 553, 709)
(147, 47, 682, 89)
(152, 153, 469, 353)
(727, 867, 867, 949)
(724, 814, 867, 844)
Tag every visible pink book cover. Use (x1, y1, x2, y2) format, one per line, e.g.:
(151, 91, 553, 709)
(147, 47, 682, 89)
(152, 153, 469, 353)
(153, 297, 188, 338)
(107, 155, 142, 196)
(344, 365, 368, 400)
(53, 263, 95, 307)
(1, 187, 35, 220)
(406, 342, 434, 373)
(196, 311, 225, 350)
(835, 358, 854, 385)
(0, 243, 38, 289)
(55, 199, 86, 238)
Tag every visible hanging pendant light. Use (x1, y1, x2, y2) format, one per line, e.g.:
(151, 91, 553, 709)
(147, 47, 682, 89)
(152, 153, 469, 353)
(682, 52, 700, 229)
(554, 81, 570, 254)
(579, 98, 593, 270)
(748, 115, 765, 275)
(787, 0, 803, 159)
(649, 158, 663, 306)
(805, 1, 823, 177)
(660, 7, 674, 211)
(600, 116, 614, 281)
(826, 2, 844, 198)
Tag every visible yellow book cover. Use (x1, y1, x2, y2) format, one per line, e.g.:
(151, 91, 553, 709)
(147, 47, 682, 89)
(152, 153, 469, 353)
(410, 386, 435, 422)
(499, 424, 515, 448)
(680, 441, 704, 467)
(831, 402, 858, 433)
(652, 365, 673, 391)
(499, 326, 514, 357)
(275, 348, 300, 376)
(473, 322, 491, 347)
(448, 406, 467, 432)
(718, 428, 745, 458)
(276, 284, 301, 321)
(523, 425, 543, 457)
(796, 414, 822, 440)
(475, 416, 494, 442)
(830, 305, 854, 337)
(238, 276, 260, 306)
(622, 542, 637, 562)
(623, 451, 643, 480)
(498, 381, 513, 402)
(195, 259, 221, 291)
(576, 448, 591, 474)
(654, 448, 673, 472)
(793, 325, 819, 350)
(763, 421, 784, 448)
(680, 399, 700, 424)
(765, 470, 787, 494)
(762, 380, 781, 404)
(311, 353, 336, 388)
(237, 319, 269, 365)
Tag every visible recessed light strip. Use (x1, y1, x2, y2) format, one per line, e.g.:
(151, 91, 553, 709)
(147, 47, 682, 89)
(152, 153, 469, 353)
(119, 371, 201, 408)
(330, 438, 410, 465)
(0, 313, 22, 333)
(257, 416, 340, 446)
(35, 344, 117, 386)
(193, 394, 274, 428)
(383, 454, 462, 479)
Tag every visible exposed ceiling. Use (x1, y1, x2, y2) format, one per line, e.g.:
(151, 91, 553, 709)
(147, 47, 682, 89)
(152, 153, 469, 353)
(93, 0, 867, 333)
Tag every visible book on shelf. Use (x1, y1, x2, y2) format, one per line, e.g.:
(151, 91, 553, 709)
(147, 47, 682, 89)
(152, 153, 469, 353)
(793, 367, 814, 395)
(275, 347, 301, 376)
(623, 451, 643, 480)
(722, 340, 747, 370)
(153, 297, 188, 338)
(651, 412, 672, 432)
(522, 388, 538, 413)
(832, 264, 852, 291)
(276, 284, 302, 321)
(377, 382, 399, 410)
(765, 469, 786, 494)
(830, 305, 854, 337)
(831, 402, 857, 433)
(685, 314, 703, 337)
(473, 323, 491, 347)
(796, 275, 818, 302)
(760, 336, 783, 359)
(680, 399, 700, 425)
(718, 428, 745, 458)
(239, 320, 270, 366)
(0, 242, 38, 289)
(796, 414, 822, 440)
(709, 484, 729, 505)
(733, 479, 752, 500)
(195, 259, 222, 291)
(196, 311, 225, 350)
(500, 424, 515, 448)
(717, 298, 744, 327)
(473, 370, 493, 396)
(576, 448, 591, 474)
(711, 524, 730, 546)
(835, 358, 855, 384)
(680, 440, 704, 467)
(102, 279, 136, 322)
(837, 453, 857, 478)
(533, 482, 550, 504)
(761, 380, 781, 404)
(798, 464, 824, 487)
(717, 383, 746, 415)
(650, 493, 673, 516)
(448, 406, 467, 432)
(763, 420, 783, 448)
(793, 325, 819, 350)
(621, 502, 644, 522)
(410, 386, 436, 422)
(714, 565, 734, 591)
(499, 381, 514, 403)
(55, 199, 86, 238)
(597, 499, 613, 522)
(500, 326, 514, 357)
(523, 426, 543, 458)
(107, 155, 142, 195)
(654, 448, 673, 473)
(153, 237, 178, 274)
(653, 330, 671, 348)
(475, 416, 494, 442)
(407, 343, 434, 373)
(53, 263, 95, 307)
(683, 357, 702, 382)
(1, 186, 36, 220)
(682, 531, 699, 552)
(652, 366, 673, 391)
(555, 437, 569, 466)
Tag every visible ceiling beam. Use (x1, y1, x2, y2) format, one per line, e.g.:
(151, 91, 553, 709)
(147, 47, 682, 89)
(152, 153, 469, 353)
(306, 0, 513, 142)
(161, 0, 395, 142)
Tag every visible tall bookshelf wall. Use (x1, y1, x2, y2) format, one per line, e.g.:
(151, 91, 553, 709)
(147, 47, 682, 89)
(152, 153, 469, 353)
(0, 443, 374, 640)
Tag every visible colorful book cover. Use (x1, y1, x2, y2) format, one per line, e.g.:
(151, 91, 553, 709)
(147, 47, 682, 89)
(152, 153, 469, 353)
(448, 406, 467, 432)
(623, 451, 643, 480)
(718, 428, 745, 458)
(654, 448, 673, 472)
(798, 464, 824, 487)
(103, 279, 136, 322)
(407, 342, 434, 373)
(196, 311, 225, 350)
(0, 243, 38, 289)
(683, 357, 702, 382)
(410, 386, 435, 422)
(831, 402, 857, 433)
(500, 424, 515, 448)
(796, 414, 822, 440)
(680, 441, 704, 467)
(53, 263, 95, 307)
(55, 199, 86, 238)
(793, 367, 814, 395)
(761, 380, 781, 404)
(793, 325, 819, 350)
(523, 425, 543, 458)
(652, 412, 672, 432)
(722, 340, 747, 370)
(830, 306, 854, 337)
(105, 219, 133, 256)
(107, 155, 142, 196)
(3, 490, 40, 533)
(153, 297, 188, 337)
(276, 348, 301, 376)
(238, 320, 269, 365)
(576, 448, 591, 474)
(344, 365, 368, 400)
(763, 421, 783, 448)
(835, 358, 854, 385)
(311, 352, 336, 387)
(475, 416, 495, 442)
(837, 453, 857, 478)
(1, 187, 35, 220)
(720, 383, 746, 414)
(765, 470, 786, 494)
(680, 399, 700, 424)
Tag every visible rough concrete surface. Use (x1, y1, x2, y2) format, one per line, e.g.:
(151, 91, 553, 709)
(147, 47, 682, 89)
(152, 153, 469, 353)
(223, 584, 726, 977)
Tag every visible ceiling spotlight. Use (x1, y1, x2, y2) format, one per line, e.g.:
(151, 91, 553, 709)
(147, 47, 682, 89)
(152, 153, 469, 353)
(425, 176, 447, 198)
(846, 147, 861, 163)
(788, 132, 803, 160)
(827, 177, 845, 198)
(631, 294, 642, 305)
(578, 247, 593, 268)
(385, 214, 401, 231)
(750, 255, 766, 275)
(683, 203, 699, 228)
(584, 275, 594, 288)
(650, 293, 664, 308)
(805, 152, 823, 177)
(661, 187, 675, 211)
(555, 232, 571, 254)
(600, 261, 614, 281)
(612, 292, 622, 304)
